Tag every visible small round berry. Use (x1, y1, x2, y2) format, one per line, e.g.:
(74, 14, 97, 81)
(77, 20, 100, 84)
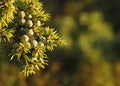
(28, 14, 32, 19)
(39, 42, 44, 47)
(26, 42, 31, 48)
(31, 40, 38, 47)
(21, 35, 29, 42)
(19, 11, 25, 18)
(27, 29, 34, 36)
(26, 20, 33, 27)
(34, 20, 41, 27)
(19, 18, 26, 25)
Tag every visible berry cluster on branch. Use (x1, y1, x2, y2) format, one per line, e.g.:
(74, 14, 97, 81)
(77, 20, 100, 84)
(0, 0, 66, 76)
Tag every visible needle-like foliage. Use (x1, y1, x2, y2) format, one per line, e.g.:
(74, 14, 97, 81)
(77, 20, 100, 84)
(0, 0, 66, 76)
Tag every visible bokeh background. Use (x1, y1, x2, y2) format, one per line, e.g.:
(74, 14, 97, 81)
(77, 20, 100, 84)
(1, 0, 120, 86)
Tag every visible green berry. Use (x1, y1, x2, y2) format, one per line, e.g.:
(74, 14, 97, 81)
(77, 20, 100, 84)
(26, 42, 31, 48)
(26, 20, 33, 27)
(34, 20, 41, 27)
(19, 18, 26, 25)
(31, 40, 38, 47)
(21, 35, 29, 42)
(28, 14, 32, 19)
(27, 29, 34, 36)
(19, 11, 25, 18)
(39, 42, 44, 47)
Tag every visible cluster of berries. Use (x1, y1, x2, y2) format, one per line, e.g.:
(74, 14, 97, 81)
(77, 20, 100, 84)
(14, 11, 45, 48)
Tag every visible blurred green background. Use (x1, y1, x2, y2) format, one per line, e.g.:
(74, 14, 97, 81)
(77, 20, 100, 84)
(1, 0, 120, 86)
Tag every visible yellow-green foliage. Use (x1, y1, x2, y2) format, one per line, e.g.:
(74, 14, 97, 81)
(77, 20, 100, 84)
(0, 0, 16, 41)
(0, 0, 66, 76)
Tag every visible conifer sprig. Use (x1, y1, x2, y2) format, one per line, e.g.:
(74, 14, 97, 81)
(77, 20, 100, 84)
(0, 0, 66, 76)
